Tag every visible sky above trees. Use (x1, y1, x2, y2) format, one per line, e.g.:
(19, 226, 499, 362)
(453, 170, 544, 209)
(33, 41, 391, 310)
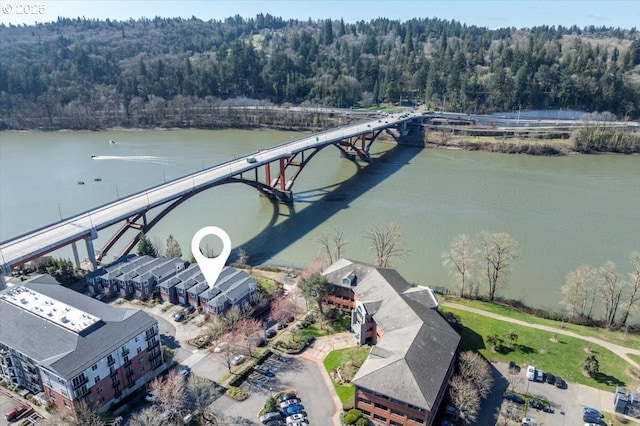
(2, 0, 638, 29)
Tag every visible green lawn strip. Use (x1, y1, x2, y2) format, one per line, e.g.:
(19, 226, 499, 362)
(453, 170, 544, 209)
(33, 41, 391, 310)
(323, 347, 370, 407)
(445, 297, 640, 351)
(630, 354, 640, 365)
(442, 307, 631, 391)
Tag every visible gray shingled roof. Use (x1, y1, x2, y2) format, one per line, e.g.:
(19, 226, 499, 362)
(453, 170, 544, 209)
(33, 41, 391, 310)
(0, 275, 157, 379)
(324, 259, 460, 410)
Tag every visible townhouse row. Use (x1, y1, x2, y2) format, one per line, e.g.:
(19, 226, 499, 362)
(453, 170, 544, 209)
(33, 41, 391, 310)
(86, 255, 257, 316)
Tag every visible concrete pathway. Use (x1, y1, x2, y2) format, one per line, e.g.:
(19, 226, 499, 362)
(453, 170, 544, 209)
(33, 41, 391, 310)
(442, 301, 640, 369)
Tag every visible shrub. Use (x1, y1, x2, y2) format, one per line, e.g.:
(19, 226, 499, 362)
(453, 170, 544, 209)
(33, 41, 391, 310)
(343, 408, 363, 425)
(225, 386, 249, 401)
(260, 396, 278, 416)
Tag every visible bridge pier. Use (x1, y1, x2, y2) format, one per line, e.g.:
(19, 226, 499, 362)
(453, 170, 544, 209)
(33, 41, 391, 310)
(71, 242, 81, 269)
(85, 229, 98, 271)
(0, 273, 6, 291)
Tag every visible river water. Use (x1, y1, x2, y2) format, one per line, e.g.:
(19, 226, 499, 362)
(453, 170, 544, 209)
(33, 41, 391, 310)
(1, 129, 639, 315)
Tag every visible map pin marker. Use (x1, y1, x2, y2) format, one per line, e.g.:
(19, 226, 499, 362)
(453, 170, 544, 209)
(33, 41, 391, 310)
(191, 226, 231, 289)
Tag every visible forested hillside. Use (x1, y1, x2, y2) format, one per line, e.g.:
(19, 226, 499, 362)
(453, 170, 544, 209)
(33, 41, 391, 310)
(1, 15, 639, 130)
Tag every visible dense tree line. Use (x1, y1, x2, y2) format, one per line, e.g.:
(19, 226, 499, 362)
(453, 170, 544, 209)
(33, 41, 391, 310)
(1, 15, 639, 130)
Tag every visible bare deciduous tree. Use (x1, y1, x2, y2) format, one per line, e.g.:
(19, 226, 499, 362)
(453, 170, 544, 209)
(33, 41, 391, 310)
(619, 251, 640, 327)
(457, 351, 493, 399)
(442, 234, 475, 297)
(269, 295, 297, 324)
(366, 222, 412, 268)
(187, 375, 224, 423)
(149, 370, 187, 413)
(477, 232, 519, 301)
(599, 261, 623, 329)
(210, 330, 242, 371)
(561, 265, 597, 320)
(235, 317, 264, 357)
(315, 225, 348, 264)
(128, 407, 164, 426)
(448, 374, 480, 424)
(165, 234, 182, 258)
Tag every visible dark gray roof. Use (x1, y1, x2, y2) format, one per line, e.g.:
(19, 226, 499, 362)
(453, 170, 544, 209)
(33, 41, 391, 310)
(0, 275, 157, 379)
(324, 259, 459, 410)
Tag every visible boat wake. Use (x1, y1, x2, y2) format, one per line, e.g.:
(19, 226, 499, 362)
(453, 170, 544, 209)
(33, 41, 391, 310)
(91, 155, 169, 165)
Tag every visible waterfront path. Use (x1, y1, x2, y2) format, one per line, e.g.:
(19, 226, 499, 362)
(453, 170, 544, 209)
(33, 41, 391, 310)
(441, 301, 640, 370)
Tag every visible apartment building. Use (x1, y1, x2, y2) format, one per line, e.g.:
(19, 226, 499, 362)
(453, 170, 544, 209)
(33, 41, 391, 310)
(323, 259, 460, 426)
(0, 275, 163, 419)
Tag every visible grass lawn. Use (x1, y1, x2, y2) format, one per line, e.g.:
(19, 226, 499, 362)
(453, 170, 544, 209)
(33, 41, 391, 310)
(323, 347, 371, 407)
(445, 297, 640, 351)
(442, 307, 637, 391)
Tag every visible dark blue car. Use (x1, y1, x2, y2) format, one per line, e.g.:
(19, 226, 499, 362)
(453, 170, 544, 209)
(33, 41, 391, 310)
(283, 404, 304, 417)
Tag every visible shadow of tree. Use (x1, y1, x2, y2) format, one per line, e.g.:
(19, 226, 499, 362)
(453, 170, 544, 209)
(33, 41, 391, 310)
(592, 371, 625, 387)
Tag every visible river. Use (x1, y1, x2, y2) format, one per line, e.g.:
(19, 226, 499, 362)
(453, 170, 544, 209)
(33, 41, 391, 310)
(1, 129, 639, 316)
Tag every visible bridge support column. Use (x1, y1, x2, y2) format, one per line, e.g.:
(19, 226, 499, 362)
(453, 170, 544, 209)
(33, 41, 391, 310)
(71, 242, 81, 269)
(85, 228, 98, 271)
(0, 273, 6, 291)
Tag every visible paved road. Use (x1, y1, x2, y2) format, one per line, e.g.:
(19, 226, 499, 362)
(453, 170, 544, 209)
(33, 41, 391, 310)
(442, 301, 640, 370)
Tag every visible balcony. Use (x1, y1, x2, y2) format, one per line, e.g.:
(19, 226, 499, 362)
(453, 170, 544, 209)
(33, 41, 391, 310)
(72, 375, 89, 389)
(107, 357, 115, 367)
(145, 329, 158, 341)
(121, 348, 130, 357)
(110, 367, 118, 377)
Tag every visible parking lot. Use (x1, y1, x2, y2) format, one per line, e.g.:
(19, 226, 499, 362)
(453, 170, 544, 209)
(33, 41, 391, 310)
(496, 362, 615, 426)
(210, 351, 336, 425)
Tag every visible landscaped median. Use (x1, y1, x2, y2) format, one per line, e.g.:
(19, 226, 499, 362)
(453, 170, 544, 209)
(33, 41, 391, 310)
(323, 346, 370, 409)
(441, 306, 632, 391)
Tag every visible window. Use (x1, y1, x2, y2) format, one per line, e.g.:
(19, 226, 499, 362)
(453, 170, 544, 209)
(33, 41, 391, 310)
(390, 421, 403, 426)
(391, 408, 404, 417)
(96, 387, 103, 395)
(408, 415, 424, 423)
(137, 347, 142, 355)
(408, 404, 424, 412)
(94, 376, 100, 385)
(373, 392, 389, 400)
(361, 409, 371, 416)
(135, 337, 139, 343)
(373, 414, 387, 422)
(374, 402, 388, 411)
(63, 400, 70, 407)
(357, 397, 371, 405)
(91, 364, 98, 371)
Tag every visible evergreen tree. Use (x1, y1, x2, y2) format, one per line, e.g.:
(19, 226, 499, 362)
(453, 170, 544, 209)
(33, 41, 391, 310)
(137, 233, 157, 257)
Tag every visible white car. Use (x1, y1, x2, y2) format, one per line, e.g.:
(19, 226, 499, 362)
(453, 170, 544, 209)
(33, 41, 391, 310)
(178, 367, 190, 378)
(526, 365, 535, 381)
(522, 417, 538, 426)
(145, 392, 155, 402)
(214, 342, 228, 353)
(285, 413, 307, 423)
(231, 354, 246, 366)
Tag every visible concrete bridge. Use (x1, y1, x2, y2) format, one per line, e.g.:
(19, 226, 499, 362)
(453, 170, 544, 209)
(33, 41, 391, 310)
(0, 111, 423, 286)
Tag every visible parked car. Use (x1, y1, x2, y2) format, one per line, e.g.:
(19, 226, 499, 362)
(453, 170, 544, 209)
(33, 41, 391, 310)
(5, 404, 29, 422)
(231, 354, 246, 366)
(259, 411, 282, 424)
(265, 329, 277, 339)
(173, 312, 185, 322)
(554, 376, 565, 389)
(583, 407, 603, 418)
(529, 400, 546, 411)
(278, 392, 298, 403)
(526, 365, 536, 381)
(214, 342, 228, 353)
(544, 372, 555, 384)
(161, 408, 178, 420)
(246, 156, 257, 164)
(276, 322, 285, 330)
(285, 413, 307, 423)
(283, 405, 304, 417)
(508, 360, 519, 372)
(255, 337, 267, 347)
(503, 392, 525, 404)
(535, 369, 544, 382)
(182, 305, 195, 315)
(280, 398, 302, 409)
(178, 367, 190, 378)
(145, 392, 155, 402)
(521, 417, 538, 426)
(583, 415, 604, 425)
